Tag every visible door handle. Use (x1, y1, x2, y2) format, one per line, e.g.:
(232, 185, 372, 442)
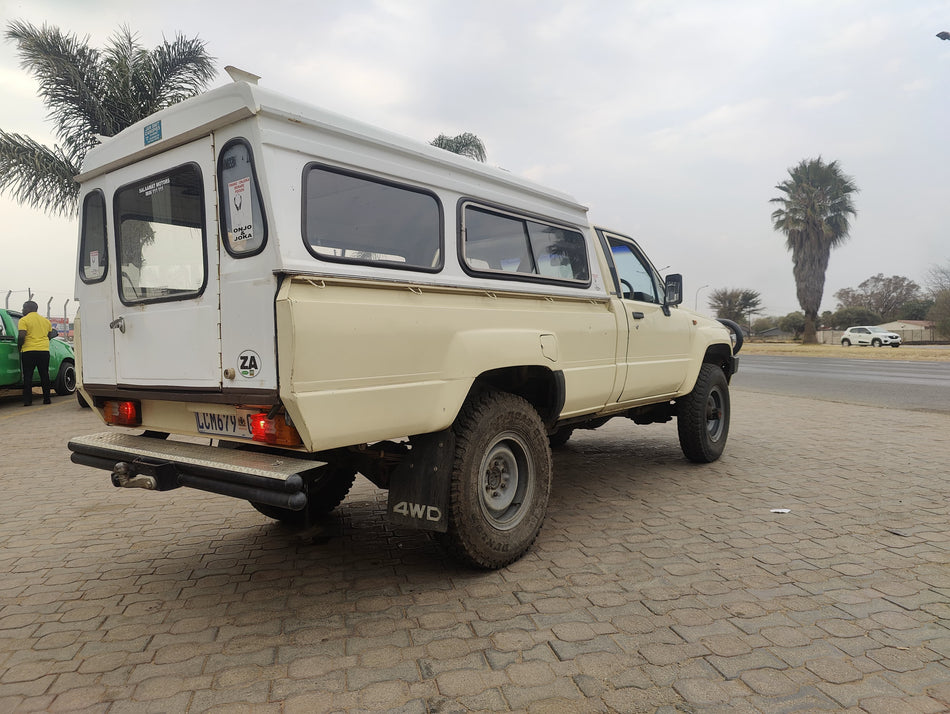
(109, 317, 126, 334)
(632, 311, 645, 320)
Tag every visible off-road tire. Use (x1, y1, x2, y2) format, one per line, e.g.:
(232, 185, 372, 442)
(677, 364, 730, 463)
(251, 463, 356, 527)
(55, 360, 76, 396)
(440, 389, 552, 569)
(548, 426, 574, 448)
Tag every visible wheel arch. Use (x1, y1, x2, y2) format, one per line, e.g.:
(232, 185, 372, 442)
(468, 366, 565, 429)
(702, 344, 736, 383)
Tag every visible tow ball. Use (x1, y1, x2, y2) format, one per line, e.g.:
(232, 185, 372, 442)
(111, 462, 158, 490)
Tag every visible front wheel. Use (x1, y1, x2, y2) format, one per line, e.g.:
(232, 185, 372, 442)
(871, 338, 882, 347)
(440, 389, 552, 569)
(677, 364, 730, 463)
(55, 360, 77, 396)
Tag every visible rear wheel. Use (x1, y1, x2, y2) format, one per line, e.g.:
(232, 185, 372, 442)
(55, 360, 76, 395)
(677, 364, 730, 463)
(841, 339, 851, 346)
(250, 462, 356, 527)
(440, 389, 552, 568)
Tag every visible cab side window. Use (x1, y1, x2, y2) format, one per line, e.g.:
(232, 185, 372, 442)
(218, 139, 267, 257)
(609, 240, 660, 302)
(79, 190, 108, 283)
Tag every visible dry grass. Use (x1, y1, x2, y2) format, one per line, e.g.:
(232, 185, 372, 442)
(741, 341, 950, 362)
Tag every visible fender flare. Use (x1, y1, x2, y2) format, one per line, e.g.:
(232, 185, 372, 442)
(716, 318, 744, 355)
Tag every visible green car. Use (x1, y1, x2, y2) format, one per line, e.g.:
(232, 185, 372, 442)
(0, 308, 77, 397)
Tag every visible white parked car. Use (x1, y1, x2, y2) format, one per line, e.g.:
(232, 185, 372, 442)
(841, 326, 902, 348)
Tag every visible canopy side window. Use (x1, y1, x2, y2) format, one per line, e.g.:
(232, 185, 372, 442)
(114, 163, 207, 305)
(460, 203, 590, 286)
(218, 138, 267, 257)
(302, 164, 443, 272)
(79, 189, 108, 284)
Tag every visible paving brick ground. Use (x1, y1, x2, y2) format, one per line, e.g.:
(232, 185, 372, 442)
(0, 386, 948, 713)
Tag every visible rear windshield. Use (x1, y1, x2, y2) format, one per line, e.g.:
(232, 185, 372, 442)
(114, 164, 207, 304)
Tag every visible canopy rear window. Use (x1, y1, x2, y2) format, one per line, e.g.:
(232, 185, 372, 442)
(114, 163, 207, 304)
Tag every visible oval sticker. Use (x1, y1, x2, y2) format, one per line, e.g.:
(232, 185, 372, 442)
(238, 350, 261, 378)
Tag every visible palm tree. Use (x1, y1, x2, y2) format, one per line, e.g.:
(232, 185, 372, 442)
(429, 132, 487, 162)
(770, 157, 858, 343)
(707, 287, 763, 327)
(0, 21, 216, 217)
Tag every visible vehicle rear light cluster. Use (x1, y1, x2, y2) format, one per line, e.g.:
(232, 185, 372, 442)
(249, 412, 302, 447)
(103, 400, 141, 427)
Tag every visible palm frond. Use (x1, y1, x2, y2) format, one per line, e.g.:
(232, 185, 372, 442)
(430, 132, 487, 162)
(0, 130, 80, 216)
(4, 20, 107, 162)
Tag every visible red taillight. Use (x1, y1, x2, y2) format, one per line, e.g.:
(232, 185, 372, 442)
(249, 412, 302, 447)
(103, 400, 141, 426)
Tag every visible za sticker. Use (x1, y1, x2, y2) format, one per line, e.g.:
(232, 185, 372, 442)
(238, 350, 261, 378)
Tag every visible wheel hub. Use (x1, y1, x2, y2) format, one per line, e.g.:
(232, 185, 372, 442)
(484, 453, 516, 510)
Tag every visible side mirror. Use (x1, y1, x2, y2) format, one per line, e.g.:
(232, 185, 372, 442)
(664, 273, 683, 306)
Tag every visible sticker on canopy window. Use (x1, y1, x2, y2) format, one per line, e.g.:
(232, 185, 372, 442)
(227, 177, 254, 247)
(238, 350, 261, 378)
(89, 250, 100, 278)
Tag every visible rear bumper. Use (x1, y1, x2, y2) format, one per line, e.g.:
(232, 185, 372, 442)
(68, 432, 326, 511)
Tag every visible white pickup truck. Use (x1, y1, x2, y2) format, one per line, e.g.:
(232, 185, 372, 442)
(68, 73, 740, 568)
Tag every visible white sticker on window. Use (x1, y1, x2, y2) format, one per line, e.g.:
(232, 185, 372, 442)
(89, 250, 100, 278)
(227, 177, 254, 247)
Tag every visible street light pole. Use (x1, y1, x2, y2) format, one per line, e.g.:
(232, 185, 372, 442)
(695, 284, 709, 311)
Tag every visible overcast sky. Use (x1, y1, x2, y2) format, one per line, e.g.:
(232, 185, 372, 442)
(2, 0, 949, 320)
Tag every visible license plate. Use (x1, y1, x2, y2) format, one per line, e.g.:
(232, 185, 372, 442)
(194, 410, 253, 439)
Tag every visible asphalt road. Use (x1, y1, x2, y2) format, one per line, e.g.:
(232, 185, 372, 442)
(734, 354, 950, 414)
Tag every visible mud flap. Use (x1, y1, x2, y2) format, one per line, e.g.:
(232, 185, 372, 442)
(387, 429, 454, 533)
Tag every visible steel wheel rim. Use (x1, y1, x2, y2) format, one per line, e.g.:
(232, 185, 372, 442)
(705, 387, 725, 442)
(478, 432, 534, 530)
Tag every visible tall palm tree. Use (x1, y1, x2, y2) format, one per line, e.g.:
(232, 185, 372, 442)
(430, 132, 487, 162)
(0, 21, 216, 217)
(770, 157, 858, 343)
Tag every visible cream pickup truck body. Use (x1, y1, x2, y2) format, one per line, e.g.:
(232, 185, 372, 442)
(68, 75, 740, 568)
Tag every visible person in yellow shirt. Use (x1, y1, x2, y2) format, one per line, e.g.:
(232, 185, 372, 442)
(17, 300, 58, 407)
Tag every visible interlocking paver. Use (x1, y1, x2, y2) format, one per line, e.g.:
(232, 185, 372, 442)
(1, 387, 949, 710)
